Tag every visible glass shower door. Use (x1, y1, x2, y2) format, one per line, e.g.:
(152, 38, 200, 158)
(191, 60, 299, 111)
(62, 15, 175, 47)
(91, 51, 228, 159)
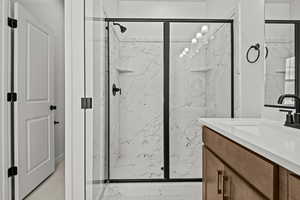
(169, 22, 233, 179)
(108, 21, 165, 180)
(84, 0, 107, 199)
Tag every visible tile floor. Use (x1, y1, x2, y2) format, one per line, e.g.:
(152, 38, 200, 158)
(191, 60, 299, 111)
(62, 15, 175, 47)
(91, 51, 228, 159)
(24, 161, 65, 200)
(103, 182, 202, 200)
(22, 161, 202, 200)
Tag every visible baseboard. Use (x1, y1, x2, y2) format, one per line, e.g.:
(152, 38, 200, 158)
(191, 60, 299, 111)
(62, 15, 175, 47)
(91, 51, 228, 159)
(55, 153, 65, 166)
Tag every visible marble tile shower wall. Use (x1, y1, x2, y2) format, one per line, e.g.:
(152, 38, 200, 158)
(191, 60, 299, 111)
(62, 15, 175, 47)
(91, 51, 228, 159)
(170, 43, 206, 178)
(169, 24, 231, 178)
(109, 26, 121, 171)
(109, 24, 232, 179)
(111, 41, 164, 179)
(205, 24, 232, 117)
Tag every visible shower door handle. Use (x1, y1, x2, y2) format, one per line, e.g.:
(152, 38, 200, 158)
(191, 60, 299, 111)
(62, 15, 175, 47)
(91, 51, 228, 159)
(112, 84, 122, 96)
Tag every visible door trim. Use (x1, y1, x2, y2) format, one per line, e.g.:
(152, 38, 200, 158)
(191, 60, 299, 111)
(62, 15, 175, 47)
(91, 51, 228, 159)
(1, 0, 12, 199)
(65, 0, 85, 199)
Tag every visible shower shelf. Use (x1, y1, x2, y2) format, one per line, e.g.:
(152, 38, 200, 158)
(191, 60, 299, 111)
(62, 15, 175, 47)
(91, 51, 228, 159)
(116, 68, 134, 73)
(190, 66, 213, 72)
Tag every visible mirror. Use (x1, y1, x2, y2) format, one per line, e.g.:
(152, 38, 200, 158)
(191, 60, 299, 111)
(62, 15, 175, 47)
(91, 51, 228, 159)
(264, 0, 299, 109)
(264, 22, 295, 108)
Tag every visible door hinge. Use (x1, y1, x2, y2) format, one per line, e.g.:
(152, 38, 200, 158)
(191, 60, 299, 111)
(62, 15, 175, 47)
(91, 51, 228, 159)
(81, 97, 93, 109)
(8, 18, 17, 28)
(8, 166, 18, 177)
(7, 92, 17, 102)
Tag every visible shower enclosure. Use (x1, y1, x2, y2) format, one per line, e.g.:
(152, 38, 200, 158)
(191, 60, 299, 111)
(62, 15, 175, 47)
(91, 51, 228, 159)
(105, 18, 234, 182)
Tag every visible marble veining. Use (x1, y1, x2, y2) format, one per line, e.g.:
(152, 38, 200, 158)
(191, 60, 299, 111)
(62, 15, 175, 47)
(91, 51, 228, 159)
(102, 183, 202, 200)
(109, 23, 233, 179)
(110, 41, 164, 179)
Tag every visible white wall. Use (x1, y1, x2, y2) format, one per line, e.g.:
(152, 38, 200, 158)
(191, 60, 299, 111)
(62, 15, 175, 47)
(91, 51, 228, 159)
(206, 0, 239, 18)
(104, 0, 119, 17)
(119, 1, 206, 18)
(18, 0, 65, 162)
(290, 0, 300, 20)
(265, 2, 290, 19)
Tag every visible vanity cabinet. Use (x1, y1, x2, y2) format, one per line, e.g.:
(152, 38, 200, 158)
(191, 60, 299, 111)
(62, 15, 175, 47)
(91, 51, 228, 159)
(203, 126, 300, 200)
(203, 148, 224, 200)
(224, 165, 266, 200)
(203, 126, 278, 200)
(203, 147, 266, 200)
(279, 167, 300, 200)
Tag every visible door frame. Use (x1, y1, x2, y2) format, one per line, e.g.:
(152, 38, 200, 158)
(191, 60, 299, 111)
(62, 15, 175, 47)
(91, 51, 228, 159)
(0, 0, 85, 199)
(105, 18, 235, 183)
(1, 0, 13, 199)
(65, 0, 85, 200)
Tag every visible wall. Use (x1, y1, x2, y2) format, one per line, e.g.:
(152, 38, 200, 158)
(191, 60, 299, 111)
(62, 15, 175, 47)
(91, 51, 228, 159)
(104, 0, 119, 17)
(170, 23, 232, 178)
(109, 25, 121, 171)
(207, 0, 266, 118)
(110, 34, 165, 179)
(107, 21, 232, 179)
(206, 0, 239, 18)
(119, 1, 207, 18)
(18, 0, 65, 162)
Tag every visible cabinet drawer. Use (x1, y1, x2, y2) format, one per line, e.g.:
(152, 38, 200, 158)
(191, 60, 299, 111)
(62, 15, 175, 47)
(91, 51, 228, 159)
(203, 126, 278, 200)
(288, 174, 300, 200)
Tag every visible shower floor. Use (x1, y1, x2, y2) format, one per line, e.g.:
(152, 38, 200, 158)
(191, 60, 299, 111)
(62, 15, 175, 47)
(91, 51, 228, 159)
(110, 157, 164, 179)
(102, 182, 202, 200)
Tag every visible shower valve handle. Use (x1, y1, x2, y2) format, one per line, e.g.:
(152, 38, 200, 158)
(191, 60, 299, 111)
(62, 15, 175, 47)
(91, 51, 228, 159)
(112, 84, 122, 96)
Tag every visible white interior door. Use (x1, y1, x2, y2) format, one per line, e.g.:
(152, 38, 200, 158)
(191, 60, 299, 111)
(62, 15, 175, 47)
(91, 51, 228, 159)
(15, 3, 55, 199)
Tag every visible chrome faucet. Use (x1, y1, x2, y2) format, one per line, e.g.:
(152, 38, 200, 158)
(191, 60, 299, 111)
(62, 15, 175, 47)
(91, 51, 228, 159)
(278, 94, 300, 129)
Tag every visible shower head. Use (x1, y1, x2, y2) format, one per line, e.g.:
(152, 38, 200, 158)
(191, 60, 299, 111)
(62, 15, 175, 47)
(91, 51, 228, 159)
(113, 22, 127, 33)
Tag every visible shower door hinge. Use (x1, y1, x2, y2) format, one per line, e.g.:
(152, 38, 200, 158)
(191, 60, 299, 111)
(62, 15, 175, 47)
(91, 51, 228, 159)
(81, 97, 93, 109)
(8, 166, 18, 177)
(8, 18, 17, 28)
(7, 92, 17, 102)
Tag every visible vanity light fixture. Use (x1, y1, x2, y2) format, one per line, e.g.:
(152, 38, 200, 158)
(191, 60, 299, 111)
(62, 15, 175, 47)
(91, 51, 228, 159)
(201, 25, 209, 34)
(210, 35, 215, 40)
(192, 38, 197, 44)
(184, 48, 189, 53)
(196, 32, 203, 39)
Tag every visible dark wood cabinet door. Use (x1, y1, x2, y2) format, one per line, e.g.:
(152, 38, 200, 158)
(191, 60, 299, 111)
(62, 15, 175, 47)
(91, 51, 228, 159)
(288, 174, 300, 200)
(224, 166, 267, 200)
(203, 147, 224, 200)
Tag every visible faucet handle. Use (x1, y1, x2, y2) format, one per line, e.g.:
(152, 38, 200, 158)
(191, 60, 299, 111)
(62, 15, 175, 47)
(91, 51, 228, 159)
(280, 110, 294, 125)
(294, 113, 300, 124)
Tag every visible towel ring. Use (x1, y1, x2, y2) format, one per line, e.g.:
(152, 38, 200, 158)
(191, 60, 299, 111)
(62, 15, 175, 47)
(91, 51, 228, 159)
(246, 43, 261, 64)
(265, 46, 269, 59)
